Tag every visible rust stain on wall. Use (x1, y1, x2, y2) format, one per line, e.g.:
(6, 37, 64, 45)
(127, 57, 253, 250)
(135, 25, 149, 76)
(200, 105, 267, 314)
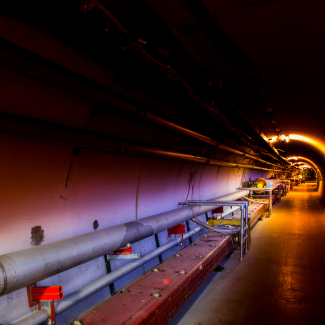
(31, 226, 45, 246)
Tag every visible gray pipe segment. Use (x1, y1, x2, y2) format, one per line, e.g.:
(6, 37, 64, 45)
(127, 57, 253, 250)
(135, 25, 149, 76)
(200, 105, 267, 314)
(0, 190, 248, 297)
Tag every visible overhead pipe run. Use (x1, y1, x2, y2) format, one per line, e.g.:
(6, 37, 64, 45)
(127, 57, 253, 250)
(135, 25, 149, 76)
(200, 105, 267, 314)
(91, 0, 288, 164)
(13, 226, 203, 325)
(126, 143, 278, 171)
(0, 111, 290, 172)
(144, 113, 281, 168)
(0, 190, 248, 297)
(0, 17, 287, 168)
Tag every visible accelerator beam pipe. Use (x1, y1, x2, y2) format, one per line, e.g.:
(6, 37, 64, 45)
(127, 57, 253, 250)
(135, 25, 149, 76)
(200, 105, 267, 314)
(0, 190, 248, 297)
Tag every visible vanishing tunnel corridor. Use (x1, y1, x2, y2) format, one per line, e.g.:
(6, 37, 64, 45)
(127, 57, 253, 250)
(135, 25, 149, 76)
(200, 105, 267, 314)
(1, 1, 325, 324)
(171, 182, 325, 325)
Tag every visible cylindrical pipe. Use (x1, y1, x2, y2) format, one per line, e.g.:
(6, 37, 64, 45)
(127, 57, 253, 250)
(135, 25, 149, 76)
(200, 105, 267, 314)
(13, 226, 203, 325)
(93, 1, 288, 165)
(145, 113, 218, 146)
(95, 1, 130, 35)
(0, 190, 248, 297)
(0, 16, 287, 167)
(243, 197, 267, 204)
(191, 218, 238, 235)
(0, 111, 286, 172)
(126, 144, 208, 164)
(145, 103, 280, 168)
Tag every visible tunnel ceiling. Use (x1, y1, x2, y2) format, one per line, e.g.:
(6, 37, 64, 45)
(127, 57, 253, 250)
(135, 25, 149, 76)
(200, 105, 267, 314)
(204, 1, 325, 136)
(1, 0, 324, 169)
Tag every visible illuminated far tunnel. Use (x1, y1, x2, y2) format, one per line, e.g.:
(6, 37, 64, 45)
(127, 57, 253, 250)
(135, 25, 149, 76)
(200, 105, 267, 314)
(266, 133, 325, 195)
(2, 2, 325, 325)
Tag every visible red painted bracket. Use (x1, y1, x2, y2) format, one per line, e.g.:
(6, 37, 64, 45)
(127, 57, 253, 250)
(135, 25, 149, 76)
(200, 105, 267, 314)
(111, 246, 133, 255)
(212, 206, 223, 214)
(27, 284, 63, 325)
(168, 224, 186, 245)
(167, 224, 185, 237)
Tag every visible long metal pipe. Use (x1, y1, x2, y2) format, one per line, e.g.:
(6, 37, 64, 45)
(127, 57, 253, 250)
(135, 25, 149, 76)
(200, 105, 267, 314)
(13, 226, 203, 325)
(145, 113, 280, 167)
(238, 187, 273, 217)
(0, 190, 248, 297)
(191, 218, 239, 235)
(186, 200, 248, 261)
(0, 111, 284, 172)
(126, 143, 278, 171)
(1, 16, 287, 167)
(93, 0, 288, 166)
(243, 197, 267, 204)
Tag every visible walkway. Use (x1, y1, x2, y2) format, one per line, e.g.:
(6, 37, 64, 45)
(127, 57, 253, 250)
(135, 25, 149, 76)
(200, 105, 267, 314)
(170, 183, 325, 325)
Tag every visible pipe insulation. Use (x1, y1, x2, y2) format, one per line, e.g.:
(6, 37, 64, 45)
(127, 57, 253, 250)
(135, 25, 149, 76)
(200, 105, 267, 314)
(13, 226, 203, 325)
(0, 190, 248, 297)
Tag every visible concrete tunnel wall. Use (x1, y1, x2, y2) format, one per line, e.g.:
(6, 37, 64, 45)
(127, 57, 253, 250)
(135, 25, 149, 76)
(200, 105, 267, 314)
(0, 20, 274, 324)
(0, 135, 271, 324)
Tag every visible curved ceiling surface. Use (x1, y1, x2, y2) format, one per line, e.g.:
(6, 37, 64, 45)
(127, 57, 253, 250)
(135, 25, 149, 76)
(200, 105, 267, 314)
(0, 0, 324, 172)
(204, 0, 325, 152)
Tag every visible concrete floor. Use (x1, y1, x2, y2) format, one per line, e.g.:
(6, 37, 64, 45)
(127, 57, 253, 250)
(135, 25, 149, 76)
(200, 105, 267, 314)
(170, 183, 325, 325)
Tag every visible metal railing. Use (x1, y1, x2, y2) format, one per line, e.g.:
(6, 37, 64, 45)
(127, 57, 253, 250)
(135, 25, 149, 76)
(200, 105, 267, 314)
(237, 187, 273, 217)
(179, 200, 249, 261)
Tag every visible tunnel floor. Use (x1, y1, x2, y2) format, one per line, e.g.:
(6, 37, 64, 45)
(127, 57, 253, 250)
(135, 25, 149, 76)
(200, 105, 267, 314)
(170, 182, 325, 325)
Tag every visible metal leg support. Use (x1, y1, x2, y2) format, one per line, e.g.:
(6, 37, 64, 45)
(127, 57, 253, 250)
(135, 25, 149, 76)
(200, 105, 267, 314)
(245, 201, 249, 254)
(240, 206, 244, 261)
(269, 190, 272, 217)
(179, 199, 250, 260)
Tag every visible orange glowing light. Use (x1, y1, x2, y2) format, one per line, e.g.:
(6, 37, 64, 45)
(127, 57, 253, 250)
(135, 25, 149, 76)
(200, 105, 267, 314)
(269, 136, 278, 143)
(288, 134, 316, 144)
(270, 134, 325, 152)
(286, 156, 322, 180)
(299, 164, 311, 169)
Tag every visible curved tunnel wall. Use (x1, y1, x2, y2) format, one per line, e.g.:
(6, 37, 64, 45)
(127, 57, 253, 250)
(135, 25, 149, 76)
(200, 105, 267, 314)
(266, 133, 325, 196)
(0, 17, 277, 324)
(295, 157, 323, 193)
(0, 135, 271, 324)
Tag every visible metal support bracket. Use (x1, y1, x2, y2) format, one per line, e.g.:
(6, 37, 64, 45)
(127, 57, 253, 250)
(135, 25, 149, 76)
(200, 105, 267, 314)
(26, 284, 63, 325)
(106, 254, 139, 260)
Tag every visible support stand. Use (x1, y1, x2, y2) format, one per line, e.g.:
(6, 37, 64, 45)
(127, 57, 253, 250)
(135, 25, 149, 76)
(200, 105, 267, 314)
(178, 200, 249, 261)
(27, 284, 63, 325)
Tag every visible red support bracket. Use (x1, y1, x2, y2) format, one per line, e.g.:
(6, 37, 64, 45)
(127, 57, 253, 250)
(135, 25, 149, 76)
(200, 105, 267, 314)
(27, 284, 63, 325)
(111, 244, 132, 255)
(168, 224, 186, 245)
